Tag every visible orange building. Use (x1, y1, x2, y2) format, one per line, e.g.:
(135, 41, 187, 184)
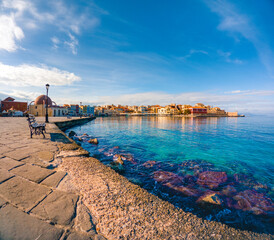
(1, 97, 27, 112)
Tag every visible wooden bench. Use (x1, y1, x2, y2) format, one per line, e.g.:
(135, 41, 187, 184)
(26, 114, 46, 138)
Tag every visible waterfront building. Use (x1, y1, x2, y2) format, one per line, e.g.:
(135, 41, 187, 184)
(207, 107, 226, 115)
(189, 107, 207, 115)
(138, 106, 147, 113)
(1, 97, 27, 113)
(29, 95, 67, 117)
(80, 105, 95, 116)
(149, 105, 161, 113)
(95, 106, 104, 116)
(195, 103, 205, 107)
(128, 106, 139, 112)
(158, 106, 171, 114)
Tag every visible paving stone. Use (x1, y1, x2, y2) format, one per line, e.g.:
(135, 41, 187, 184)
(0, 205, 63, 240)
(21, 156, 52, 168)
(4, 149, 31, 160)
(41, 171, 67, 188)
(0, 197, 7, 207)
(0, 145, 12, 155)
(0, 157, 24, 170)
(95, 235, 107, 240)
(67, 232, 95, 240)
(0, 168, 14, 183)
(75, 201, 96, 233)
(10, 164, 55, 183)
(31, 190, 79, 226)
(34, 151, 55, 161)
(0, 176, 51, 211)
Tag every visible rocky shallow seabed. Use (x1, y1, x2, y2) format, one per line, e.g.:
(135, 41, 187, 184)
(70, 131, 274, 235)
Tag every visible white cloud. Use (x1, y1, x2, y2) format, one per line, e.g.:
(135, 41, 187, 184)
(0, 62, 81, 86)
(218, 50, 243, 64)
(0, 0, 100, 53)
(178, 49, 209, 60)
(225, 90, 274, 96)
(0, 89, 40, 101)
(64, 33, 78, 55)
(51, 36, 60, 49)
(0, 14, 24, 51)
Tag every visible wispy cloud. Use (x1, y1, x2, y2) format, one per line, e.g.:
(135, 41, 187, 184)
(0, 89, 40, 101)
(225, 90, 274, 96)
(218, 50, 243, 64)
(51, 36, 60, 49)
(204, 0, 274, 77)
(0, 0, 100, 54)
(64, 33, 78, 55)
(0, 14, 24, 51)
(178, 49, 209, 61)
(0, 62, 81, 87)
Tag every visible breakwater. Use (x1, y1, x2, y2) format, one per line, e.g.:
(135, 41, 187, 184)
(54, 116, 96, 131)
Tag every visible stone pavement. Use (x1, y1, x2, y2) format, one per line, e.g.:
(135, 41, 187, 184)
(0, 117, 105, 240)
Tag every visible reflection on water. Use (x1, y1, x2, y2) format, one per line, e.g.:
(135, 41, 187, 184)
(67, 116, 274, 234)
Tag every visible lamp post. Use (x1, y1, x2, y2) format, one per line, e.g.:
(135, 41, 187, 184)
(45, 84, 50, 123)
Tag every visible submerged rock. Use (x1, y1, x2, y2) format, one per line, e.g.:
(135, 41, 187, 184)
(88, 138, 99, 145)
(197, 191, 223, 205)
(181, 160, 214, 173)
(197, 171, 227, 189)
(69, 131, 76, 138)
(113, 154, 124, 165)
(233, 190, 274, 215)
(165, 182, 200, 197)
(143, 161, 157, 168)
(222, 185, 237, 197)
(153, 171, 184, 186)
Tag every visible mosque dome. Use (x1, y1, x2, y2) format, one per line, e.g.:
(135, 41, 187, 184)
(34, 95, 52, 106)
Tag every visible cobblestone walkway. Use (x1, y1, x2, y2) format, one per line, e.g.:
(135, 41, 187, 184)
(0, 117, 104, 240)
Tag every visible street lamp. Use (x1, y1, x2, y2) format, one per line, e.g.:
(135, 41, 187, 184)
(45, 84, 50, 123)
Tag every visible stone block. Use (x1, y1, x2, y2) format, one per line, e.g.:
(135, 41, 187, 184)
(0, 145, 12, 155)
(31, 190, 79, 226)
(41, 171, 67, 188)
(4, 149, 30, 161)
(0, 205, 63, 240)
(0, 176, 51, 211)
(10, 164, 55, 183)
(0, 168, 14, 183)
(21, 156, 52, 168)
(0, 157, 24, 170)
(0, 197, 7, 207)
(75, 201, 96, 233)
(67, 232, 95, 240)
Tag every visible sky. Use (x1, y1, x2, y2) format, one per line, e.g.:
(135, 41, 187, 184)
(0, 0, 274, 114)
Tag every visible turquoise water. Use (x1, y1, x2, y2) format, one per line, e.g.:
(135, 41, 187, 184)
(66, 116, 274, 233)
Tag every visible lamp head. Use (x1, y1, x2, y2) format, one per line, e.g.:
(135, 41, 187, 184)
(46, 84, 50, 90)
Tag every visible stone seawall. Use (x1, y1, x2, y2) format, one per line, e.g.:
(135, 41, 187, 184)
(54, 117, 96, 131)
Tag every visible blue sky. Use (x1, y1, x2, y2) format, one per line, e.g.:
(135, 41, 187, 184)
(0, 0, 273, 113)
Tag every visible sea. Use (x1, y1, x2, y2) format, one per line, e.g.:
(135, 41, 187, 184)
(65, 115, 274, 234)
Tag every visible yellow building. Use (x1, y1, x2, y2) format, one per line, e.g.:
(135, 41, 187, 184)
(29, 95, 67, 117)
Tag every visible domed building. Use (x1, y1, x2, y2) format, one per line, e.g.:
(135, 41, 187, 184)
(29, 95, 68, 117)
(34, 95, 53, 106)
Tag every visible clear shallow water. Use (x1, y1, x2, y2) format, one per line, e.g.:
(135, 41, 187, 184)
(66, 116, 274, 234)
